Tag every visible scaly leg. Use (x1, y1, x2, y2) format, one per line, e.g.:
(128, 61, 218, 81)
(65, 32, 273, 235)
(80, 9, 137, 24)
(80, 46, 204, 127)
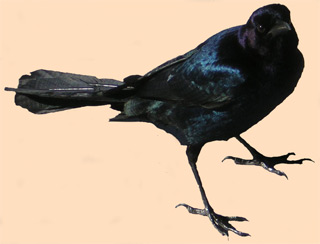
(223, 136, 313, 179)
(176, 145, 249, 237)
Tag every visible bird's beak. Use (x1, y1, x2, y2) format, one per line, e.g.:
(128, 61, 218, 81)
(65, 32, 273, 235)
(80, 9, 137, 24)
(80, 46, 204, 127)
(267, 20, 292, 38)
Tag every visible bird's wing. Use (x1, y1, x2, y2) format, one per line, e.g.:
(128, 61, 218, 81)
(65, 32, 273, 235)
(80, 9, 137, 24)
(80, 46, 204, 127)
(136, 28, 246, 109)
(137, 51, 246, 109)
(131, 47, 202, 101)
(166, 58, 246, 109)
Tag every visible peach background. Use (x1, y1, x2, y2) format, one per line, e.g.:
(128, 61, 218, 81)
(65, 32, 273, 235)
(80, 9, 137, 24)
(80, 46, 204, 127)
(0, 0, 319, 243)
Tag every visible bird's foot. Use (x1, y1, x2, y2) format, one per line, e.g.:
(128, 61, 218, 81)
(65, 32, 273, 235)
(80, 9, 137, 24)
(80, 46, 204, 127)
(176, 203, 249, 237)
(223, 152, 313, 179)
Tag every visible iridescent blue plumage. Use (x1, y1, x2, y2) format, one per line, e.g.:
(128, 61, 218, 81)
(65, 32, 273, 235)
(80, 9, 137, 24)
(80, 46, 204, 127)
(117, 17, 302, 146)
(5, 4, 311, 237)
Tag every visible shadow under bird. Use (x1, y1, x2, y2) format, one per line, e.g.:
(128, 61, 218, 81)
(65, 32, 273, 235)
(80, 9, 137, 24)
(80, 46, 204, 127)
(5, 4, 313, 237)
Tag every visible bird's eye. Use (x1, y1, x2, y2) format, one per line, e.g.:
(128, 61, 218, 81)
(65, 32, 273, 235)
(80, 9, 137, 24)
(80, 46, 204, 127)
(257, 24, 266, 33)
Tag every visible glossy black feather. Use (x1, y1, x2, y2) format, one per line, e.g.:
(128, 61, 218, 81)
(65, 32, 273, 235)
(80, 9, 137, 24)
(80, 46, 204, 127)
(4, 4, 307, 236)
(115, 5, 303, 145)
(6, 3, 304, 145)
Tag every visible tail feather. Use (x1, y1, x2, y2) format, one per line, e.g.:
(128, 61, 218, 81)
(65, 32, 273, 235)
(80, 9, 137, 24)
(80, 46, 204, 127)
(5, 69, 131, 114)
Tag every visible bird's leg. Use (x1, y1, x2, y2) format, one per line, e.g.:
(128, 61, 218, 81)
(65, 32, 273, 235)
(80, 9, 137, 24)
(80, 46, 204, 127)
(176, 145, 249, 237)
(223, 136, 313, 179)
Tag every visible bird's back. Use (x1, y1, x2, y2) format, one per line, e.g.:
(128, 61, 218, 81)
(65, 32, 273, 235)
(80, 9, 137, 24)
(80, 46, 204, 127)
(114, 24, 303, 145)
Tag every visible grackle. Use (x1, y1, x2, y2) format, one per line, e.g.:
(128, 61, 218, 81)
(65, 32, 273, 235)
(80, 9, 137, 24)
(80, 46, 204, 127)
(5, 4, 313, 237)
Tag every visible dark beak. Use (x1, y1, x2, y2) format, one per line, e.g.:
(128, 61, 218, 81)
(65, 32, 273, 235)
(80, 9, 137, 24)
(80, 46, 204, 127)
(267, 20, 291, 38)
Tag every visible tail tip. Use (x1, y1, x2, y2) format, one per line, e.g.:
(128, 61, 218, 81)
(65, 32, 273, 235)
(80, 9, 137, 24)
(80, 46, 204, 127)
(4, 87, 16, 92)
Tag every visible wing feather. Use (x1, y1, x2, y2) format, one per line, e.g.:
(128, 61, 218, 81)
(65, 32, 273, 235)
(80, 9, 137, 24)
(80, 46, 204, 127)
(136, 27, 246, 109)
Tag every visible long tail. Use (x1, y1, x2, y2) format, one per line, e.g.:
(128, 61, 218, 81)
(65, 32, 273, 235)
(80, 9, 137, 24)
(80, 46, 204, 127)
(5, 69, 135, 114)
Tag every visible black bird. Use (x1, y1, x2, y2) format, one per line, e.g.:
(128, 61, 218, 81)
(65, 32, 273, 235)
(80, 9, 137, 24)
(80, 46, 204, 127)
(5, 4, 312, 237)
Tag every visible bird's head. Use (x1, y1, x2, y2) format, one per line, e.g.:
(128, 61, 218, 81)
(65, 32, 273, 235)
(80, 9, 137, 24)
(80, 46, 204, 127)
(239, 4, 299, 57)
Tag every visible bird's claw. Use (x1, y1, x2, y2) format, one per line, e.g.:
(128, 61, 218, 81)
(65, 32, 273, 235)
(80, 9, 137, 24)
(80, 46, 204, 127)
(176, 203, 250, 237)
(175, 203, 208, 216)
(223, 152, 313, 179)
